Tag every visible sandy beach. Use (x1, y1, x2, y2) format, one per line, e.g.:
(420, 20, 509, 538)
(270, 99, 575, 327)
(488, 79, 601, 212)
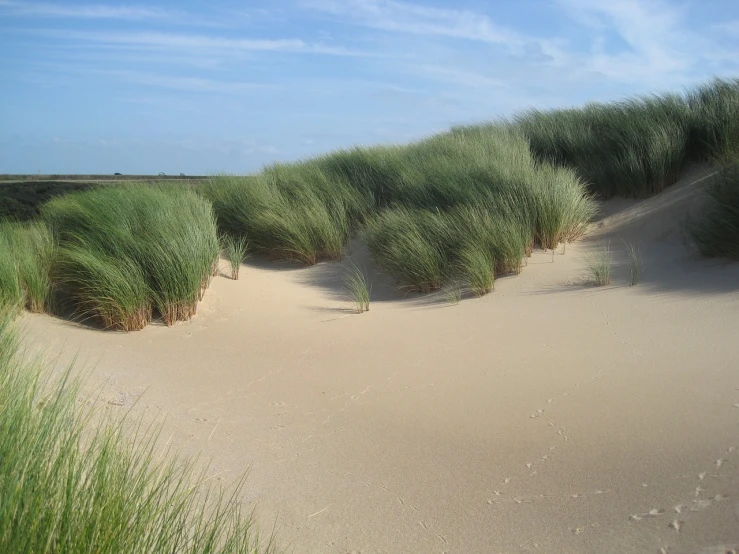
(22, 168, 739, 553)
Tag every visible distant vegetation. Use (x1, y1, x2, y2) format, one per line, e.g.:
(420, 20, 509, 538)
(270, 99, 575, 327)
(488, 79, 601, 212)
(0, 301, 272, 553)
(0, 78, 738, 326)
(0, 181, 94, 221)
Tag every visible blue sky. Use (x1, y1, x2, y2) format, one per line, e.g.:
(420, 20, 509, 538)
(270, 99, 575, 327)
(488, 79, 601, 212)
(1, 0, 738, 174)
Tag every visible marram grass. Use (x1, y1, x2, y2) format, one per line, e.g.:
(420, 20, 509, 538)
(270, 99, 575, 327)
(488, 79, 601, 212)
(6, 79, 734, 307)
(222, 235, 250, 280)
(0, 304, 274, 553)
(623, 241, 643, 286)
(0, 221, 55, 314)
(690, 162, 739, 259)
(583, 242, 613, 286)
(44, 184, 219, 330)
(344, 262, 371, 313)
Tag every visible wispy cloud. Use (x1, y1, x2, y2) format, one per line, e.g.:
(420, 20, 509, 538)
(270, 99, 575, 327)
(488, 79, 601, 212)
(303, 0, 520, 44)
(304, 0, 732, 89)
(0, 1, 173, 19)
(29, 29, 369, 57)
(558, 0, 718, 83)
(104, 70, 279, 94)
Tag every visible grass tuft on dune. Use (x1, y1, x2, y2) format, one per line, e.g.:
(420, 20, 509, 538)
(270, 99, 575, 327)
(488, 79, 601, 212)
(44, 184, 219, 330)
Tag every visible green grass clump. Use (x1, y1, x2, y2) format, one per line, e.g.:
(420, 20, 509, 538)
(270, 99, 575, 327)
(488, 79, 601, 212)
(203, 164, 369, 265)
(443, 281, 463, 305)
(0, 222, 55, 313)
(690, 163, 739, 259)
(44, 184, 219, 330)
(365, 208, 454, 292)
(457, 246, 495, 297)
(222, 235, 249, 280)
(361, 126, 594, 291)
(344, 262, 371, 313)
(623, 241, 643, 285)
(0, 304, 273, 553)
(529, 165, 597, 248)
(583, 242, 613, 286)
(450, 206, 531, 276)
(56, 245, 152, 331)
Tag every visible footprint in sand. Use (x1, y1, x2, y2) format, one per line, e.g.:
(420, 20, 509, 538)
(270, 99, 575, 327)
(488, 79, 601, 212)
(629, 508, 664, 521)
(668, 519, 682, 532)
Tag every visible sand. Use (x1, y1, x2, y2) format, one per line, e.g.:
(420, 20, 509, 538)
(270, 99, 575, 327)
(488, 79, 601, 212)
(22, 167, 739, 553)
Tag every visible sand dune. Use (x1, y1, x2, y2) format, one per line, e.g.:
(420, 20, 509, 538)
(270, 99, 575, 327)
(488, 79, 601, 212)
(24, 168, 739, 553)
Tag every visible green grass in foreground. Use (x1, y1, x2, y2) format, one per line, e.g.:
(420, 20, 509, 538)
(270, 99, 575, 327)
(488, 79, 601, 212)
(0, 303, 273, 553)
(44, 184, 219, 330)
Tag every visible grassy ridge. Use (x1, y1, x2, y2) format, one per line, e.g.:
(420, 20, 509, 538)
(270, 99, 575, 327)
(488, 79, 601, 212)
(206, 125, 595, 292)
(44, 184, 219, 330)
(517, 78, 739, 199)
(203, 166, 369, 265)
(0, 303, 272, 553)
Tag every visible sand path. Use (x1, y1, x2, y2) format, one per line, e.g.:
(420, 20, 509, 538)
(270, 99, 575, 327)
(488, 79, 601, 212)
(23, 168, 739, 553)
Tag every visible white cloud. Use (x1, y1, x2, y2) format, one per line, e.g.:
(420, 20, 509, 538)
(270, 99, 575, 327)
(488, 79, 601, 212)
(303, 0, 518, 44)
(32, 29, 368, 57)
(557, 0, 717, 84)
(104, 70, 279, 93)
(0, 1, 172, 19)
(305, 0, 732, 89)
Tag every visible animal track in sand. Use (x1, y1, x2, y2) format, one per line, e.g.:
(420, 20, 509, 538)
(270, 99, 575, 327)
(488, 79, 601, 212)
(487, 489, 609, 506)
(629, 508, 665, 521)
(631, 443, 737, 550)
